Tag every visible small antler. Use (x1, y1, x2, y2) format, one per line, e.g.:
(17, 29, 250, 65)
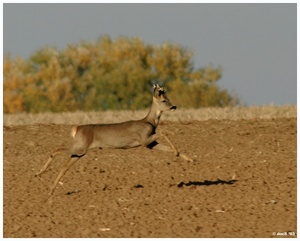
(153, 84, 164, 91)
(153, 84, 165, 97)
(153, 83, 160, 89)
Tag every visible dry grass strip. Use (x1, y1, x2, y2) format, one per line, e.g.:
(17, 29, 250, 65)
(4, 105, 296, 126)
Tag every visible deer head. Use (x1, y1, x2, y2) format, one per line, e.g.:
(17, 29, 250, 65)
(153, 84, 176, 112)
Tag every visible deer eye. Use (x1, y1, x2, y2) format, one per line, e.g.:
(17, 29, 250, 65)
(162, 100, 167, 103)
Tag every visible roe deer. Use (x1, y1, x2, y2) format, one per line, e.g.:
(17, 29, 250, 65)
(36, 84, 192, 195)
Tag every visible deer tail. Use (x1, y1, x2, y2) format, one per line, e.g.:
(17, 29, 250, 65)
(71, 126, 78, 138)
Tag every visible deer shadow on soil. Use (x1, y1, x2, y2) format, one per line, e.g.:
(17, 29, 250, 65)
(176, 179, 237, 188)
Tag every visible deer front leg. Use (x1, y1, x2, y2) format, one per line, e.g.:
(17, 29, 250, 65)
(153, 131, 194, 162)
(144, 129, 177, 153)
(149, 142, 177, 154)
(162, 133, 194, 161)
(141, 133, 175, 153)
(158, 131, 179, 156)
(141, 133, 159, 147)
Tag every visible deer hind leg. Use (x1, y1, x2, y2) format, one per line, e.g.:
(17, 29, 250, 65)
(48, 140, 90, 195)
(35, 147, 68, 176)
(48, 155, 82, 195)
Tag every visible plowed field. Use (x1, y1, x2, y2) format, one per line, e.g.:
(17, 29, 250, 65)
(3, 118, 296, 237)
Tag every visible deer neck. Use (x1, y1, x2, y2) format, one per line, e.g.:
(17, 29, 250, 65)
(144, 102, 162, 128)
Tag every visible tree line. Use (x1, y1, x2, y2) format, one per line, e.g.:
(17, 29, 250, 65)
(4, 36, 239, 113)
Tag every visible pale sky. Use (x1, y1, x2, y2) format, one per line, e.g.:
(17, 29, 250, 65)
(3, 3, 297, 106)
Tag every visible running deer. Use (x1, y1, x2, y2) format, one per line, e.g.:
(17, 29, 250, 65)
(36, 84, 192, 195)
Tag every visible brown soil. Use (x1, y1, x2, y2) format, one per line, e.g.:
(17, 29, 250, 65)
(3, 118, 297, 238)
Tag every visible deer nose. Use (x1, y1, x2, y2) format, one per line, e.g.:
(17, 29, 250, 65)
(170, 105, 177, 111)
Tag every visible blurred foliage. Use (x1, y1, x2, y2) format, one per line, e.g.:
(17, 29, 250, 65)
(4, 36, 239, 113)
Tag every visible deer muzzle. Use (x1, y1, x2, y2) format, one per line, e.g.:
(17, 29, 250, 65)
(170, 106, 177, 111)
